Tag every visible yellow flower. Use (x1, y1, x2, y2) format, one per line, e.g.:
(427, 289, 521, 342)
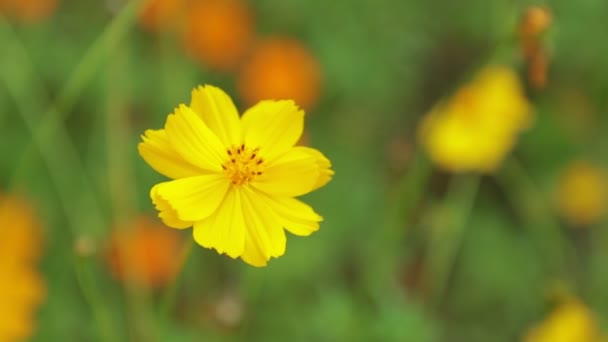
(138, 85, 333, 266)
(418, 66, 532, 173)
(0, 194, 45, 341)
(524, 297, 600, 342)
(556, 161, 607, 227)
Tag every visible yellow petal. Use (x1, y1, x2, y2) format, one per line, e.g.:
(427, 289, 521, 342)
(151, 185, 192, 229)
(241, 100, 304, 161)
(153, 175, 230, 222)
(240, 233, 268, 267)
(263, 195, 323, 236)
(138, 129, 203, 179)
(164, 104, 226, 172)
(193, 188, 246, 258)
(190, 85, 242, 147)
(241, 187, 286, 260)
(297, 146, 334, 191)
(251, 147, 319, 197)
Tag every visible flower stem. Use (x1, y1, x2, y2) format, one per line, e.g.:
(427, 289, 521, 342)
(74, 256, 119, 342)
(365, 148, 432, 299)
(427, 174, 480, 310)
(158, 240, 194, 332)
(496, 157, 572, 277)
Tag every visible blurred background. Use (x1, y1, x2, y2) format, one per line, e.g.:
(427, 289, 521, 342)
(1, 0, 608, 341)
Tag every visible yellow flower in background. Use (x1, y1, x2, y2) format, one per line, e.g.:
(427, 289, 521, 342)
(418, 66, 532, 173)
(138, 85, 333, 266)
(182, 0, 253, 71)
(106, 216, 185, 289)
(523, 297, 601, 342)
(557, 161, 607, 227)
(238, 38, 322, 110)
(0, 194, 45, 342)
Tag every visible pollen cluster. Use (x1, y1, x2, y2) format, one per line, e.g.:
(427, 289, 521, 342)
(222, 144, 264, 185)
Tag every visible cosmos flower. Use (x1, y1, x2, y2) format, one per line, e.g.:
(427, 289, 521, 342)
(138, 85, 333, 266)
(556, 161, 606, 227)
(418, 66, 532, 173)
(238, 38, 322, 110)
(0, 194, 45, 341)
(524, 297, 602, 342)
(106, 216, 185, 288)
(182, 0, 253, 71)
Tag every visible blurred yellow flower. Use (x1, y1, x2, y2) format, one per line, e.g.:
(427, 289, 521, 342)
(524, 297, 601, 342)
(0, 0, 57, 22)
(556, 161, 607, 227)
(418, 66, 532, 173)
(182, 0, 253, 71)
(106, 216, 185, 289)
(238, 38, 322, 110)
(0, 194, 45, 342)
(138, 85, 333, 266)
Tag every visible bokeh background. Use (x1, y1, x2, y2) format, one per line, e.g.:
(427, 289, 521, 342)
(1, 0, 608, 341)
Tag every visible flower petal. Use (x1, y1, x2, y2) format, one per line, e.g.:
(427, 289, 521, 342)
(251, 147, 319, 197)
(153, 174, 230, 222)
(298, 146, 334, 191)
(193, 188, 246, 259)
(164, 104, 226, 172)
(240, 235, 268, 267)
(138, 129, 204, 179)
(190, 85, 242, 147)
(241, 100, 304, 161)
(151, 185, 192, 229)
(262, 194, 323, 236)
(241, 187, 286, 261)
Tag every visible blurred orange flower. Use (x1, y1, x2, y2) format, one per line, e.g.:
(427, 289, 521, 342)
(182, 0, 254, 71)
(107, 216, 185, 289)
(519, 6, 553, 89)
(0, 194, 45, 342)
(138, 0, 184, 32)
(524, 297, 602, 342)
(0, 0, 57, 22)
(418, 66, 532, 173)
(238, 38, 322, 110)
(556, 161, 607, 227)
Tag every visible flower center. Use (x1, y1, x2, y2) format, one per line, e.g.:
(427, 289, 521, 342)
(222, 144, 264, 185)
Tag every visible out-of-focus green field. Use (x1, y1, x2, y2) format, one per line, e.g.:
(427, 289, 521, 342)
(1, 0, 608, 341)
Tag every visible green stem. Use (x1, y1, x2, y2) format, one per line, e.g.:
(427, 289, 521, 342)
(159, 240, 194, 329)
(366, 148, 432, 298)
(74, 256, 119, 342)
(497, 157, 572, 277)
(389, 148, 433, 233)
(427, 174, 480, 309)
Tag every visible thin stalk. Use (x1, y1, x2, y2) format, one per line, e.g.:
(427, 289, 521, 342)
(427, 174, 480, 309)
(158, 240, 194, 327)
(74, 256, 119, 342)
(367, 148, 432, 297)
(497, 157, 572, 277)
